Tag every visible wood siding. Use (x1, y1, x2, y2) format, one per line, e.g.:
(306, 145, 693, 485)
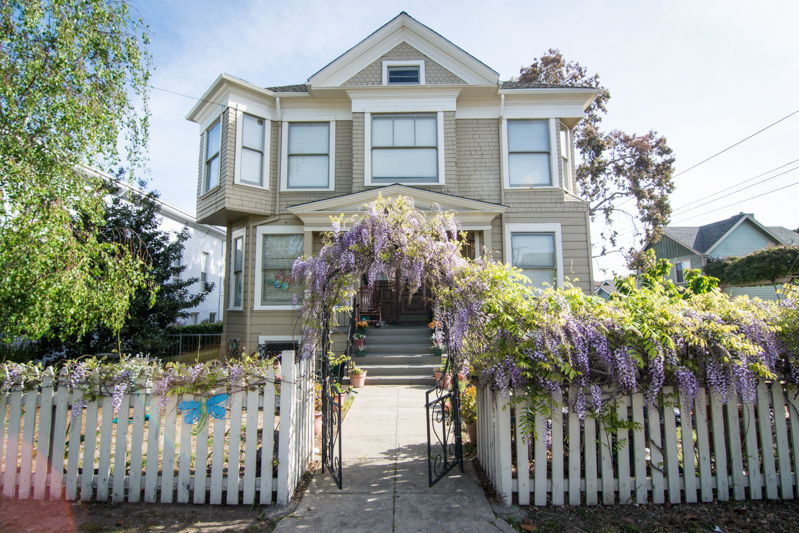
(711, 220, 778, 258)
(342, 41, 465, 86)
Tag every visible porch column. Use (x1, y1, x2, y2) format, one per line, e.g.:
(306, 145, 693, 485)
(304, 230, 313, 257)
(482, 228, 493, 257)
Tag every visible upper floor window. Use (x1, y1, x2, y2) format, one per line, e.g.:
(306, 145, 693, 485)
(203, 120, 221, 193)
(507, 119, 551, 187)
(240, 114, 265, 186)
(382, 60, 425, 85)
(371, 113, 438, 183)
(560, 127, 572, 192)
(281, 121, 336, 191)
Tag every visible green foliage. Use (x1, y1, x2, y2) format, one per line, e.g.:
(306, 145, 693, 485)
(704, 245, 799, 286)
(0, 0, 154, 341)
(167, 323, 223, 335)
(39, 179, 213, 358)
(517, 50, 675, 268)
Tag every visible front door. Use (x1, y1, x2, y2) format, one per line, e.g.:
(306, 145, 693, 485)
(374, 282, 431, 323)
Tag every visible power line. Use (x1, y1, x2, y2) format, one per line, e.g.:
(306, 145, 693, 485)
(672, 107, 799, 178)
(670, 179, 799, 224)
(150, 85, 227, 108)
(672, 157, 799, 214)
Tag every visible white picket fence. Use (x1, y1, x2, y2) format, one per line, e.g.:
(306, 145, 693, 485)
(0, 352, 314, 505)
(477, 381, 799, 506)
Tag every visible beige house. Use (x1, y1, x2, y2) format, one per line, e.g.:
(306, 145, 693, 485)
(186, 12, 598, 354)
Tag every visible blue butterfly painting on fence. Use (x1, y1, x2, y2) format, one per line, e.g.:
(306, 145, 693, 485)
(178, 394, 228, 435)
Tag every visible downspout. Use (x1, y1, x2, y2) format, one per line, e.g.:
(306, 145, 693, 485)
(274, 96, 282, 217)
(499, 93, 507, 262)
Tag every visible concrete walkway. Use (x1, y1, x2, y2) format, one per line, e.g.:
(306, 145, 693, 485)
(274, 385, 514, 532)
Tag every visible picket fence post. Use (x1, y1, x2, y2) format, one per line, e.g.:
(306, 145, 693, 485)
(277, 352, 297, 505)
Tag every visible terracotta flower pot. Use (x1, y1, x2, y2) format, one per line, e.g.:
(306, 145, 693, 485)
(349, 371, 367, 388)
(354, 338, 365, 348)
(314, 412, 323, 436)
(332, 392, 348, 411)
(465, 422, 477, 444)
(434, 372, 452, 389)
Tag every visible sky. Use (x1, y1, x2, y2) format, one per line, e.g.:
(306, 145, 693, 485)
(132, 0, 799, 279)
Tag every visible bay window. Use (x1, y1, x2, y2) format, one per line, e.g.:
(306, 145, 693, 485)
(281, 121, 336, 191)
(203, 119, 221, 193)
(507, 119, 551, 187)
(239, 114, 266, 187)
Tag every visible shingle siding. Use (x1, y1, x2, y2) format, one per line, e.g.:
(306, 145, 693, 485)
(343, 42, 465, 86)
(456, 119, 501, 204)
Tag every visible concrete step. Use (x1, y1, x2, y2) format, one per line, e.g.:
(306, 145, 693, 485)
(365, 325, 430, 337)
(354, 355, 440, 365)
(344, 374, 436, 386)
(356, 364, 438, 377)
(365, 335, 431, 346)
(362, 344, 434, 356)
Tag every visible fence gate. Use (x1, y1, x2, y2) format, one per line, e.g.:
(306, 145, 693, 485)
(426, 347, 464, 486)
(320, 311, 343, 489)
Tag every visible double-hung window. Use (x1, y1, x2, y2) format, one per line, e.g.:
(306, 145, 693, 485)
(229, 229, 245, 309)
(675, 260, 691, 284)
(204, 120, 221, 193)
(507, 119, 552, 187)
(505, 223, 564, 290)
(240, 114, 266, 186)
(283, 122, 335, 190)
(371, 114, 438, 183)
(560, 127, 572, 191)
(254, 227, 304, 309)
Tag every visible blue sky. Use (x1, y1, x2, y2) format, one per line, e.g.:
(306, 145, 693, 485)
(134, 0, 799, 277)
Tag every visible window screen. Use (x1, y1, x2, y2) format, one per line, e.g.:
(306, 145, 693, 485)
(205, 121, 221, 192)
(508, 120, 551, 187)
(372, 114, 437, 182)
(387, 66, 420, 84)
(511, 233, 556, 289)
(241, 114, 265, 186)
(288, 123, 329, 188)
(261, 234, 304, 306)
(675, 260, 691, 283)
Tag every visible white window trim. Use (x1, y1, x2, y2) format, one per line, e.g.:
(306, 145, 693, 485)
(280, 120, 336, 192)
(364, 111, 446, 187)
(560, 124, 572, 193)
(228, 228, 246, 311)
(504, 223, 565, 288)
(501, 117, 559, 190)
(234, 110, 270, 190)
(253, 225, 304, 311)
(201, 114, 224, 195)
(675, 259, 692, 284)
(382, 60, 425, 85)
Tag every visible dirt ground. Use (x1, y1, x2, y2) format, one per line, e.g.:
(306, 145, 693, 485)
(0, 496, 280, 533)
(509, 499, 799, 533)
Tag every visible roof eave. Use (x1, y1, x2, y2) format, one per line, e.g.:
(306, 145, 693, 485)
(185, 74, 277, 122)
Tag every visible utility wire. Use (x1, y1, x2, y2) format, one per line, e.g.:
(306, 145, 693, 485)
(150, 85, 227, 108)
(672, 157, 799, 214)
(670, 179, 799, 224)
(673, 107, 799, 178)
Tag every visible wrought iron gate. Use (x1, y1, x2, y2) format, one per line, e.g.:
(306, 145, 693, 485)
(425, 345, 464, 486)
(320, 310, 343, 489)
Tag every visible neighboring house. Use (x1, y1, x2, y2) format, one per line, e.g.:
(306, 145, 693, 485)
(186, 12, 599, 352)
(595, 280, 618, 300)
(646, 213, 799, 300)
(109, 175, 227, 325)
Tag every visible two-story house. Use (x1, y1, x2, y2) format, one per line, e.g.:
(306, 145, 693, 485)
(646, 212, 799, 300)
(186, 13, 599, 354)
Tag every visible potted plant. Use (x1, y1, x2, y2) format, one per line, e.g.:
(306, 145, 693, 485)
(461, 385, 477, 444)
(433, 366, 452, 389)
(356, 320, 368, 333)
(353, 331, 366, 350)
(349, 362, 367, 388)
(429, 320, 445, 357)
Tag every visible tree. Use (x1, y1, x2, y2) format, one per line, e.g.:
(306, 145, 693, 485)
(0, 0, 154, 341)
(43, 178, 214, 358)
(517, 50, 676, 270)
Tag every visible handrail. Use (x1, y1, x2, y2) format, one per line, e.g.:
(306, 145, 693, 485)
(343, 296, 359, 380)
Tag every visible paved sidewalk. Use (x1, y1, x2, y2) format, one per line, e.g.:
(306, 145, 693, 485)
(274, 385, 514, 533)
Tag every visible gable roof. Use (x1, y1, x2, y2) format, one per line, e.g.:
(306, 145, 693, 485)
(661, 213, 797, 255)
(308, 12, 499, 87)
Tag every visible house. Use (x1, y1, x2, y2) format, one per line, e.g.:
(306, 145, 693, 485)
(646, 212, 799, 300)
(185, 12, 599, 354)
(108, 174, 227, 325)
(595, 279, 618, 299)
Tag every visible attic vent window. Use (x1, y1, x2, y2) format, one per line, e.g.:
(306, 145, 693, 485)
(388, 66, 419, 84)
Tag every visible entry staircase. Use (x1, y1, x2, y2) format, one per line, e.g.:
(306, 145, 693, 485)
(346, 324, 438, 386)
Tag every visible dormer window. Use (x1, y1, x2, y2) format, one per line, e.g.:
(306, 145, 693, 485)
(382, 60, 425, 85)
